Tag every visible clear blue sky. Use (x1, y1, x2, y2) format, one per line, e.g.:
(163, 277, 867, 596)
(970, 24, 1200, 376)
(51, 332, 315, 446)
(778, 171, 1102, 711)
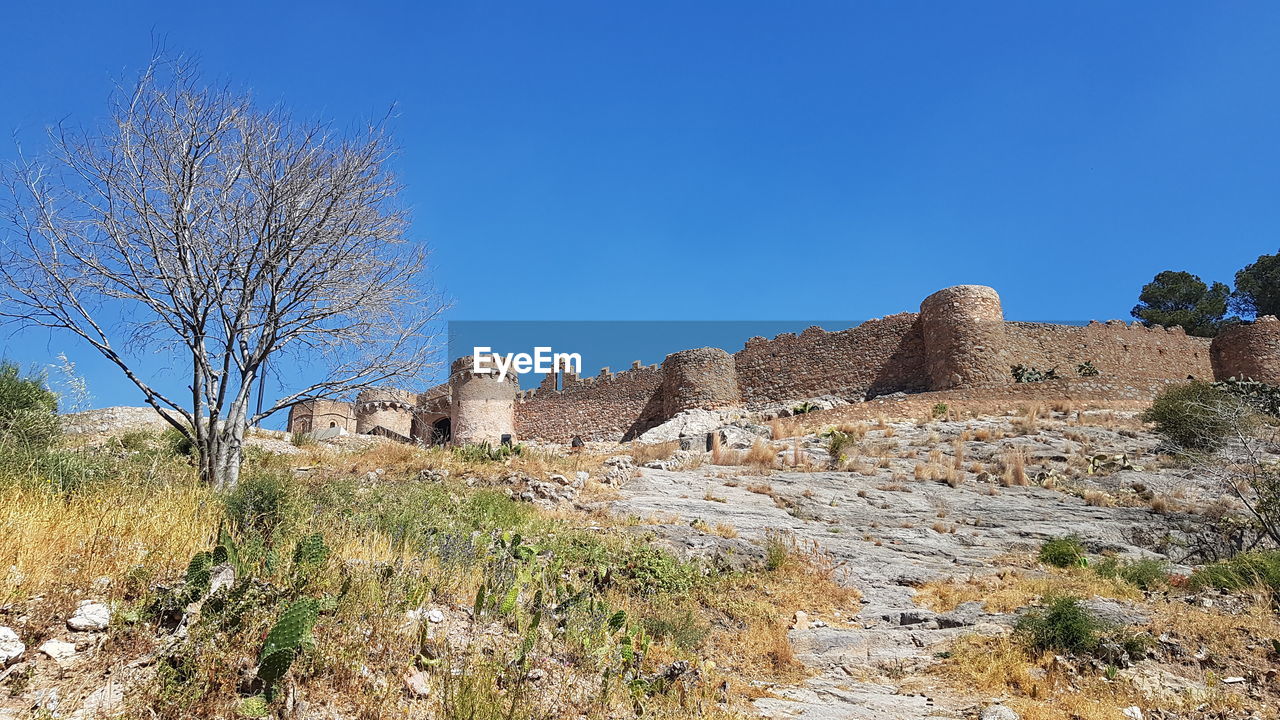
(1, 1, 1278, 418)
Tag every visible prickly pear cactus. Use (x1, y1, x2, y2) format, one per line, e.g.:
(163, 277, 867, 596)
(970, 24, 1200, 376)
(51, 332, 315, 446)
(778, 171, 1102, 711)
(184, 551, 213, 598)
(292, 533, 330, 568)
(257, 598, 320, 699)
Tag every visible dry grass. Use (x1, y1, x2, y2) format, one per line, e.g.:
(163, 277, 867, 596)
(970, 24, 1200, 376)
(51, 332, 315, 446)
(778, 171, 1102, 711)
(1011, 404, 1045, 435)
(713, 523, 739, 538)
(701, 535, 860, 681)
(631, 440, 680, 464)
(770, 417, 802, 440)
(0, 472, 217, 606)
(913, 568, 1140, 615)
(999, 447, 1028, 487)
(746, 439, 778, 468)
(951, 438, 966, 470)
(938, 635, 1156, 720)
(938, 614, 1258, 720)
(1082, 489, 1113, 507)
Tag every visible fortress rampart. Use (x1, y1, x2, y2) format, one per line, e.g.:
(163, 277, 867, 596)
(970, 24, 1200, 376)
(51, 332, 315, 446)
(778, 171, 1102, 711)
(450, 355, 518, 445)
(288, 284, 1265, 445)
(1210, 316, 1280, 385)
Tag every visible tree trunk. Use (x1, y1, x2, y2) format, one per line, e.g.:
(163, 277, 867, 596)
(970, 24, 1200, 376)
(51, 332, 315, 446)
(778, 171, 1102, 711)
(198, 416, 246, 491)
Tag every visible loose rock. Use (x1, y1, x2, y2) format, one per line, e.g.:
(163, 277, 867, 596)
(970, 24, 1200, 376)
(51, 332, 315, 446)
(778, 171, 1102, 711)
(0, 627, 23, 666)
(980, 704, 1020, 720)
(38, 639, 76, 661)
(68, 600, 110, 632)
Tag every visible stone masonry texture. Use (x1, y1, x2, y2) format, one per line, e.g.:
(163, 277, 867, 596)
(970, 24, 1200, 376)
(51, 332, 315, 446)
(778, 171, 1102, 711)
(290, 284, 1231, 444)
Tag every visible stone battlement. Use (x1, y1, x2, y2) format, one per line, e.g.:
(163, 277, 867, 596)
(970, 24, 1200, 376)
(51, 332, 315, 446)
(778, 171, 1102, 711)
(287, 285, 1265, 445)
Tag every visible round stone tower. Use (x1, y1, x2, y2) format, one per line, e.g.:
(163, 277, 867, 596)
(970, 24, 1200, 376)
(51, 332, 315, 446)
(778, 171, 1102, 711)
(1210, 316, 1280, 384)
(450, 355, 518, 445)
(661, 347, 741, 418)
(355, 388, 416, 438)
(919, 285, 1009, 390)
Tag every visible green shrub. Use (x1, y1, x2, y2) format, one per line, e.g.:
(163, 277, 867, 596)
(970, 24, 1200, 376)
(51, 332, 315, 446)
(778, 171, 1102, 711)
(1038, 536, 1087, 568)
(932, 403, 949, 418)
(1213, 377, 1280, 418)
(1076, 360, 1100, 377)
(1141, 381, 1247, 453)
(1092, 556, 1169, 591)
(823, 430, 855, 462)
(621, 545, 696, 595)
(1011, 364, 1059, 383)
(640, 606, 709, 651)
(791, 401, 818, 415)
(453, 441, 524, 463)
(1015, 594, 1101, 654)
(223, 471, 299, 544)
(0, 361, 61, 453)
(117, 430, 156, 452)
(1190, 550, 1280, 593)
(162, 427, 195, 457)
(0, 447, 118, 493)
(763, 529, 792, 571)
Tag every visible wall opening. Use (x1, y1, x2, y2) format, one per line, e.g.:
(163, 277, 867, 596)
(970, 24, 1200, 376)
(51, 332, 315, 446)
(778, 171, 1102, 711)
(432, 417, 452, 445)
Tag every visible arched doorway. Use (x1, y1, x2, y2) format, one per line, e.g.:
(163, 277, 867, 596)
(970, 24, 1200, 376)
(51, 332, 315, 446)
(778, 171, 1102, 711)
(432, 417, 452, 445)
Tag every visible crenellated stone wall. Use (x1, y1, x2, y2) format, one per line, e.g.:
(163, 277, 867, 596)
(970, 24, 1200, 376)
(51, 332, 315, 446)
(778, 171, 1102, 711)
(287, 284, 1243, 445)
(515, 363, 665, 442)
(355, 388, 416, 438)
(450, 355, 518, 445)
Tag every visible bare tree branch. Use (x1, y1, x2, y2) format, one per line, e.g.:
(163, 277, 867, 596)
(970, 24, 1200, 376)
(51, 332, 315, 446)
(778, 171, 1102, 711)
(0, 53, 447, 488)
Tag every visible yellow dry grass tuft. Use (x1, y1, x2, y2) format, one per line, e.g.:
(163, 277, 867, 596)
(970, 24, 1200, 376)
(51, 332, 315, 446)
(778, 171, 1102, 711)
(1000, 447, 1028, 487)
(0, 475, 217, 605)
(746, 439, 778, 468)
(632, 440, 680, 465)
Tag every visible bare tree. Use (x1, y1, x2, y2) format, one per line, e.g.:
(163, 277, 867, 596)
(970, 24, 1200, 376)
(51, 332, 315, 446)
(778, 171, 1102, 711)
(0, 55, 445, 489)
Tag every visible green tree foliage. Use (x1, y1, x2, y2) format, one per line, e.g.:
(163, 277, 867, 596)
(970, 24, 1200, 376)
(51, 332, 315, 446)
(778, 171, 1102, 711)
(1130, 270, 1231, 337)
(1231, 251, 1280, 319)
(0, 361, 61, 453)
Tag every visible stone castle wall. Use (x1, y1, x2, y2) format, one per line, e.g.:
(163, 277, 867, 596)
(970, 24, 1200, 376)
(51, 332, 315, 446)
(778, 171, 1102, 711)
(515, 363, 665, 442)
(662, 348, 740, 416)
(288, 285, 1237, 445)
(920, 285, 1008, 389)
(732, 314, 927, 408)
(450, 356, 518, 445)
(1004, 321, 1212, 380)
(355, 388, 416, 438)
(1210, 317, 1280, 384)
(287, 399, 357, 434)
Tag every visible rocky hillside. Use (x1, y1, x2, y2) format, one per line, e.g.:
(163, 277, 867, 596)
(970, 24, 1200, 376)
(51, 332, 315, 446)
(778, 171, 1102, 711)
(2, 392, 1279, 720)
